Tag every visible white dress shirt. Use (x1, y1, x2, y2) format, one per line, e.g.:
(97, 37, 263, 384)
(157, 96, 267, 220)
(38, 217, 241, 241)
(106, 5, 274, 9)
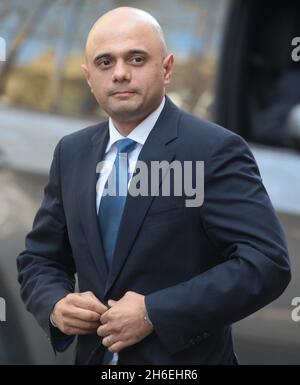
(96, 96, 165, 364)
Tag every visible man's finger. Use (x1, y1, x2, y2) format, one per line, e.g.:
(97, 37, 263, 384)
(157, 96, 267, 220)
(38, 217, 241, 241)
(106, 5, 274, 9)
(107, 299, 117, 307)
(69, 292, 108, 314)
(80, 292, 109, 314)
(97, 323, 112, 337)
(108, 341, 127, 353)
(65, 317, 100, 331)
(64, 326, 99, 336)
(100, 310, 110, 324)
(102, 334, 115, 348)
(65, 307, 102, 323)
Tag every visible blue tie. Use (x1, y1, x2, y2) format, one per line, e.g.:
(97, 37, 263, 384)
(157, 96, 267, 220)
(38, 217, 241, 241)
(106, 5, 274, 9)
(98, 138, 137, 270)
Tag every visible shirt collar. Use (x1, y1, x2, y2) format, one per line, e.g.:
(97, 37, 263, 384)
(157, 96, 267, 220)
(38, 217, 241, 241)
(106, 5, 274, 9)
(105, 96, 165, 153)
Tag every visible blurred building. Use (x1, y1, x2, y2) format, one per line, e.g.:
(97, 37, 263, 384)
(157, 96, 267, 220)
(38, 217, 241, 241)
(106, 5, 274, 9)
(0, 0, 228, 120)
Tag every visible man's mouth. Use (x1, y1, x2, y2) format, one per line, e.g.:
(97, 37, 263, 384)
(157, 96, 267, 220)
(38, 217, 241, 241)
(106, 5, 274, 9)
(111, 91, 137, 97)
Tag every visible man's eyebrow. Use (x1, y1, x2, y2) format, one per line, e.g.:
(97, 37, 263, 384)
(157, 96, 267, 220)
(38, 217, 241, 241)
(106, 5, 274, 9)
(93, 49, 149, 63)
(93, 52, 111, 63)
(127, 49, 149, 56)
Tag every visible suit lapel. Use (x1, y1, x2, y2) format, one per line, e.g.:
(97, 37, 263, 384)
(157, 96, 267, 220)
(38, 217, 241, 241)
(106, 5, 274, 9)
(77, 122, 109, 283)
(104, 96, 181, 296)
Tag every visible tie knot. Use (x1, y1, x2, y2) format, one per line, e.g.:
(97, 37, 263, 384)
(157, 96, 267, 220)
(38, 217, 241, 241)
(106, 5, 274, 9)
(116, 138, 137, 154)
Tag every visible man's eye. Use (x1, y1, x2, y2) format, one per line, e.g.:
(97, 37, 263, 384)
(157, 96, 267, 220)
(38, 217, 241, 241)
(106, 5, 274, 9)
(99, 59, 112, 68)
(130, 57, 144, 64)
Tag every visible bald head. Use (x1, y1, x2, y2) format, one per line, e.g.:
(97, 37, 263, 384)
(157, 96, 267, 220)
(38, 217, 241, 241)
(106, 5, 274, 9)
(85, 7, 168, 63)
(81, 7, 174, 134)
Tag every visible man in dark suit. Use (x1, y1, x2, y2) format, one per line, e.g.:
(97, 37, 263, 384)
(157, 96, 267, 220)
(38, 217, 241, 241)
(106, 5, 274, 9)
(17, 7, 291, 365)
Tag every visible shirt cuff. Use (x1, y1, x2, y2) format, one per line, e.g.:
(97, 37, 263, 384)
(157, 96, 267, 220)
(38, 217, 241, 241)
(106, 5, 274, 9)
(49, 313, 74, 352)
(50, 312, 57, 327)
(144, 308, 153, 327)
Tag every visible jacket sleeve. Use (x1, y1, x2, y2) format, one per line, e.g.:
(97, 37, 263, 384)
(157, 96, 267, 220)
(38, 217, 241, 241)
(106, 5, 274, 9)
(17, 138, 76, 352)
(145, 133, 291, 355)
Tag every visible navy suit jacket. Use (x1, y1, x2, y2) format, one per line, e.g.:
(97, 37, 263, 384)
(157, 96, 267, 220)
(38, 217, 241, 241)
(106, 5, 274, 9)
(17, 96, 291, 365)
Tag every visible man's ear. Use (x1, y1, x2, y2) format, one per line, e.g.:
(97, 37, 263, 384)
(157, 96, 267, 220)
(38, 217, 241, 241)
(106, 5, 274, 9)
(81, 63, 93, 92)
(163, 53, 174, 86)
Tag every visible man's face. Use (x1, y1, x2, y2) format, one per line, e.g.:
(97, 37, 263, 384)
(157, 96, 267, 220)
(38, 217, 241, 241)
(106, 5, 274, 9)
(83, 21, 173, 124)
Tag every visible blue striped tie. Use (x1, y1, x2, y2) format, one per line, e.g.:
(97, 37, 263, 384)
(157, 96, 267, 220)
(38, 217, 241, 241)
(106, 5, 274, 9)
(98, 138, 137, 270)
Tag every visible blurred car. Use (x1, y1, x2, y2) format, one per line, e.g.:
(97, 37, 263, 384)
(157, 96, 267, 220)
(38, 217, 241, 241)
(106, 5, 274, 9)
(0, 0, 300, 364)
(215, 0, 300, 364)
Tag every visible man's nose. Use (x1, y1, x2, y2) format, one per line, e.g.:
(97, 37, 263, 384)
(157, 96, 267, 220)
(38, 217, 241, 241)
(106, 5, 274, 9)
(112, 60, 131, 82)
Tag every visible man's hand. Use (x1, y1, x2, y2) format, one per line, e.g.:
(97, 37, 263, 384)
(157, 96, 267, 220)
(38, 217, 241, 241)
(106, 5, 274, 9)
(51, 291, 108, 335)
(97, 291, 154, 353)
